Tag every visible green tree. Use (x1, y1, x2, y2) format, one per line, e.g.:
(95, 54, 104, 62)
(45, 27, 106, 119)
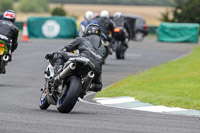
(179, 0, 200, 23)
(160, 10, 172, 22)
(18, 0, 49, 13)
(51, 7, 67, 16)
(0, 0, 14, 12)
(161, 0, 200, 23)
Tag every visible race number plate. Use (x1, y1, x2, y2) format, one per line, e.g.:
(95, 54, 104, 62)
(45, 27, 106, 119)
(0, 47, 5, 55)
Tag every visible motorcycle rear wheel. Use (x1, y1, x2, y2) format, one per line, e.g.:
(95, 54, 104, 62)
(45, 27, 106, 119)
(57, 75, 81, 113)
(115, 41, 123, 59)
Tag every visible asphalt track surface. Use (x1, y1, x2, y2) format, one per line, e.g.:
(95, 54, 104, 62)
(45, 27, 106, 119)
(0, 36, 200, 133)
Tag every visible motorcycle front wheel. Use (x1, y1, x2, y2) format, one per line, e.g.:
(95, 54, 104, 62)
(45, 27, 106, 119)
(57, 75, 81, 113)
(0, 60, 6, 74)
(39, 90, 50, 110)
(103, 45, 110, 64)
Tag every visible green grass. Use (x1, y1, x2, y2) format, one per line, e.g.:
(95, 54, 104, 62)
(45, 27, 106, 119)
(96, 46, 200, 110)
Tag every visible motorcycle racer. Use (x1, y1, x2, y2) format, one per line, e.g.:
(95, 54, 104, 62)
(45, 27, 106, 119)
(79, 11, 98, 37)
(46, 24, 105, 94)
(0, 10, 19, 74)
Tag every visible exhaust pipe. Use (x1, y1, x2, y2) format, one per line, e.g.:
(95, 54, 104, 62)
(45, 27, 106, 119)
(58, 63, 76, 80)
(82, 71, 95, 90)
(3, 55, 9, 62)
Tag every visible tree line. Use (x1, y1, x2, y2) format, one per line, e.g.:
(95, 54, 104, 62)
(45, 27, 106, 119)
(1, 0, 199, 24)
(161, 0, 200, 24)
(12, 0, 174, 6)
(47, 0, 174, 6)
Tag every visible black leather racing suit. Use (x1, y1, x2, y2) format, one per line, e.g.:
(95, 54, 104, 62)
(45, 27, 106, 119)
(113, 16, 130, 38)
(113, 16, 130, 52)
(51, 34, 106, 92)
(0, 20, 19, 53)
(95, 17, 114, 42)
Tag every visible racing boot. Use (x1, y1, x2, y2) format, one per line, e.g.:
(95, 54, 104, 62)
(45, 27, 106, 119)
(89, 83, 103, 92)
(8, 54, 12, 62)
(79, 90, 86, 99)
(52, 65, 63, 87)
(108, 46, 112, 55)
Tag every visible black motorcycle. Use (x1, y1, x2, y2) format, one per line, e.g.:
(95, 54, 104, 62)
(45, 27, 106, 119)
(101, 33, 112, 64)
(0, 40, 11, 74)
(39, 54, 95, 113)
(112, 27, 128, 59)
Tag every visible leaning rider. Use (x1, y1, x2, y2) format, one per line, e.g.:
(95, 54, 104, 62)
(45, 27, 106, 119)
(46, 24, 105, 94)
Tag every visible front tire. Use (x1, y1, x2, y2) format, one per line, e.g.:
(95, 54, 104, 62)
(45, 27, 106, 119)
(0, 60, 6, 74)
(57, 75, 81, 113)
(39, 91, 50, 110)
(103, 45, 109, 64)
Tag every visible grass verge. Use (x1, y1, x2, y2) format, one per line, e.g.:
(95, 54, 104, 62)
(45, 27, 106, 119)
(96, 46, 200, 110)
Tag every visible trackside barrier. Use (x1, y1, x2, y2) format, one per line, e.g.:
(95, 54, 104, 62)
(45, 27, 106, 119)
(148, 25, 200, 35)
(27, 17, 78, 39)
(15, 22, 24, 30)
(148, 26, 158, 34)
(15, 21, 159, 34)
(15, 22, 199, 36)
(158, 23, 199, 43)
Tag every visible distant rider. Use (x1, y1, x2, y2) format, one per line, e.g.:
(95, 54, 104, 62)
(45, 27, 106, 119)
(79, 11, 98, 37)
(46, 24, 105, 96)
(95, 10, 114, 45)
(0, 10, 19, 73)
(113, 12, 130, 51)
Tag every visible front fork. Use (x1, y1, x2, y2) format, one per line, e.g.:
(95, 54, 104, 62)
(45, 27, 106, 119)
(40, 80, 57, 105)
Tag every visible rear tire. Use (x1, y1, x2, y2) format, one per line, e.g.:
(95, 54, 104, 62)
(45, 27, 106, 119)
(115, 41, 122, 59)
(57, 75, 81, 113)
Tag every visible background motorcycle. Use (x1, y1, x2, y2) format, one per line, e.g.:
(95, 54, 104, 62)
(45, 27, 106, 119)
(0, 40, 10, 74)
(112, 27, 128, 59)
(39, 54, 95, 113)
(101, 33, 112, 64)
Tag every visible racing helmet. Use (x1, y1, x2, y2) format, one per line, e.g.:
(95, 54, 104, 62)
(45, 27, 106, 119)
(100, 10, 109, 18)
(3, 10, 16, 23)
(85, 11, 94, 22)
(85, 24, 101, 37)
(114, 12, 122, 18)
